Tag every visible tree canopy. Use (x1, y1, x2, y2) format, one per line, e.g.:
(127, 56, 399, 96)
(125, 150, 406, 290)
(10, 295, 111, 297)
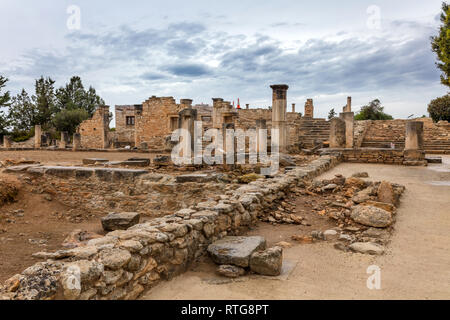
(428, 94, 450, 122)
(431, 2, 450, 87)
(354, 99, 394, 120)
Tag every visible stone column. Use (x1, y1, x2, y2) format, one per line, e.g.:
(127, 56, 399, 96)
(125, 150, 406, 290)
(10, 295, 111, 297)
(329, 118, 346, 148)
(178, 107, 198, 155)
(212, 98, 224, 129)
(345, 97, 352, 112)
(60, 132, 69, 149)
(180, 99, 193, 109)
(34, 125, 42, 148)
(405, 121, 424, 150)
(3, 136, 12, 148)
(246, 104, 249, 110)
(292, 103, 296, 113)
(73, 133, 81, 151)
(340, 112, 354, 148)
(270, 84, 289, 153)
(256, 119, 267, 154)
(304, 99, 314, 118)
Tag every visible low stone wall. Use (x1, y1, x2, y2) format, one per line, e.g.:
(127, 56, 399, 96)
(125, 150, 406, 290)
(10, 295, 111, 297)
(0, 155, 340, 300)
(325, 148, 426, 166)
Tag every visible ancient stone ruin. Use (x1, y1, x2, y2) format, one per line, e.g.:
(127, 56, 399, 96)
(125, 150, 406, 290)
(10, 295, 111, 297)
(0, 83, 449, 300)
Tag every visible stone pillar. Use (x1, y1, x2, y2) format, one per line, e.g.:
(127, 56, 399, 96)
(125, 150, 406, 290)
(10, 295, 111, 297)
(178, 107, 198, 155)
(270, 84, 289, 153)
(292, 103, 296, 113)
(246, 104, 249, 110)
(340, 112, 354, 148)
(256, 119, 267, 153)
(73, 133, 81, 151)
(304, 99, 314, 118)
(60, 132, 69, 149)
(405, 121, 424, 150)
(345, 97, 352, 112)
(329, 118, 346, 148)
(34, 125, 42, 148)
(3, 136, 11, 148)
(212, 98, 224, 129)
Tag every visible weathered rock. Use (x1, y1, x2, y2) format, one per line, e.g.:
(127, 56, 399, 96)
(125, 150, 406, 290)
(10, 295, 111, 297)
(98, 248, 131, 270)
(361, 200, 396, 213)
(323, 229, 339, 241)
(249, 246, 283, 276)
(216, 265, 245, 278)
(62, 230, 103, 248)
(349, 242, 385, 255)
(350, 205, 393, 228)
(352, 172, 369, 178)
(352, 186, 375, 204)
(345, 177, 366, 189)
(207, 236, 267, 267)
(237, 173, 263, 184)
(101, 212, 140, 231)
(377, 181, 396, 205)
(321, 184, 338, 192)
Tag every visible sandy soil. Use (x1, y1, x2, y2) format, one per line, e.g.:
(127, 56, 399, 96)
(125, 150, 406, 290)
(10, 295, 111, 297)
(143, 156, 450, 300)
(0, 150, 159, 166)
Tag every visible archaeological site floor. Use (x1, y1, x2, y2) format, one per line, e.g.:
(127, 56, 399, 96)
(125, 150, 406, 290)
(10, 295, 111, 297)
(143, 158, 450, 300)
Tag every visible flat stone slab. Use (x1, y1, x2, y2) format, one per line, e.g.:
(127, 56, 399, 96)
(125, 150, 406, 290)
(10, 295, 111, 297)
(176, 174, 215, 183)
(82, 158, 109, 165)
(101, 212, 141, 231)
(425, 157, 442, 164)
(207, 236, 267, 268)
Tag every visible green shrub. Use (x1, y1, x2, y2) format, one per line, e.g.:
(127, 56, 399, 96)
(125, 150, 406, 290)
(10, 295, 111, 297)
(428, 94, 450, 122)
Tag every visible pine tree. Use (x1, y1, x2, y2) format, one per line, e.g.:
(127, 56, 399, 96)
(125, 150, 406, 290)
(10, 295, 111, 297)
(0, 76, 11, 135)
(328, 108, 337, 120)
(32, 76, 56, 128)
(431, 2, 450, 87)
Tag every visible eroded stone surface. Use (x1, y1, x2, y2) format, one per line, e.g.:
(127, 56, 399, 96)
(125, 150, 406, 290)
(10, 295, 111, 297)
(207, 236, 267, 267)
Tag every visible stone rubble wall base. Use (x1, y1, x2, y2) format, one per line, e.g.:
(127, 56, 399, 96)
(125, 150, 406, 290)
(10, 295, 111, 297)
(0, 155, 339, 300)
(323, 148, 427, 166)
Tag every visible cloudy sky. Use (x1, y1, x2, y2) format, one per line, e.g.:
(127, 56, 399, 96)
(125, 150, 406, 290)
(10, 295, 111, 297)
(0, 0, 448, 122)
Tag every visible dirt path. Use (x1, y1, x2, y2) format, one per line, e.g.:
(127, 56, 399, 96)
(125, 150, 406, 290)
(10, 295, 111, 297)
(142, 156, 450, 300)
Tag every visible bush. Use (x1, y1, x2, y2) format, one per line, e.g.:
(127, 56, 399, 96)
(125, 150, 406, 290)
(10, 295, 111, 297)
(52, 108, 89, 135)
(428, 94, 450, 122)
(11, 127, 35, 142)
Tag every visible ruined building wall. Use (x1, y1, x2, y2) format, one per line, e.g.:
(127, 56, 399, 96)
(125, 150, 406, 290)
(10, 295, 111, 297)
(79, 106, 110, 149)
(134, 97, 184, 150)
(114, 105, 141, 147)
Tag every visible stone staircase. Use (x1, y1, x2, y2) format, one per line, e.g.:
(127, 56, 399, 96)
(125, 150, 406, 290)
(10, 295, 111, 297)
(296, 118, 330, 148)
(360, 119, 450, 154)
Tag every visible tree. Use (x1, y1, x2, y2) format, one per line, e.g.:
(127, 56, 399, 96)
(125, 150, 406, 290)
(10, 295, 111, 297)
(33, 76, 56, 128)
(428, 94, 450, 122)
(55, 76, 105, 117)
(354, 99, 394, 120)
(8, 89, 37, 132)
(0, 76, 11, 135)
(431, 2, 450, 87)
(52, 108, 89, 135)
(328, 108, 337, 120)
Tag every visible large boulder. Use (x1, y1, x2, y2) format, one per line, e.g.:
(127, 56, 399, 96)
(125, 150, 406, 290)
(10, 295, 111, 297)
(207, 236, 266, 267)
(249, 246, 283, 276)
(101, 212, 140, 231)
(350, 205, 393, 228)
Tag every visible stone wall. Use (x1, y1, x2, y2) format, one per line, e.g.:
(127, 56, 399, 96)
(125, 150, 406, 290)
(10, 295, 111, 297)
(79, 106, 111, 149)
(114, 105, 140, 147)
(0, 155, 340, 300)
(325, 148, 426, 166)
(134, 97, 184, 150)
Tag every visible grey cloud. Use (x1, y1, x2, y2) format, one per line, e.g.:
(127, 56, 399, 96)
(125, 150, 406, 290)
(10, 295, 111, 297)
(165, 63, 212, 77)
